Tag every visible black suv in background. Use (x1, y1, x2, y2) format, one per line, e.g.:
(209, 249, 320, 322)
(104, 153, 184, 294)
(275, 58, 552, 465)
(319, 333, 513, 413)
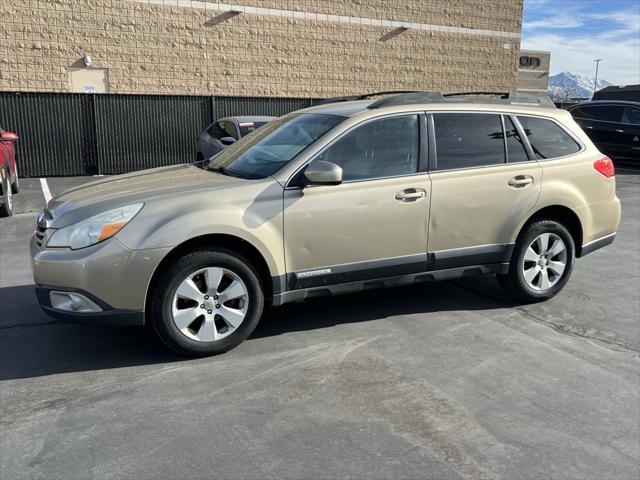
(568, 101, 640, 161)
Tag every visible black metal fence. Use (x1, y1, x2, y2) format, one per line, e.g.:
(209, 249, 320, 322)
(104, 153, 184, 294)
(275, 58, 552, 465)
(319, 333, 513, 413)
(0, 92, 319, 177)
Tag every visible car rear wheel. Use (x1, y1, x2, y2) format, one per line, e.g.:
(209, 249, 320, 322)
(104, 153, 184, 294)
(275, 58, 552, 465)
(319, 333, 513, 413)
(498, 219, 575, 303)
(0, 166, 14, 217)
(149, 248, 264, 356)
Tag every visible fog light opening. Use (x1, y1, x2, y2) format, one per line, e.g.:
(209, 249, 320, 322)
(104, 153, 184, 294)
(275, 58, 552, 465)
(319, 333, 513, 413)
(49, 291, 103, 313)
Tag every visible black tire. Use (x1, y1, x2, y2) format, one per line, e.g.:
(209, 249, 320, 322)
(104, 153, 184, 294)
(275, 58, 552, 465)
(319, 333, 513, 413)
(11, 168, 19, 194)
(498, 219, 575, 303)
(0, 166, 13, 217)
(149, 248, 264, 356)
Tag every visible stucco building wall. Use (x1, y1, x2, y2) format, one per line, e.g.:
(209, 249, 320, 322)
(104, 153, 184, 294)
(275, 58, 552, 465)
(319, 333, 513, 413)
(0, 0, 524, 97)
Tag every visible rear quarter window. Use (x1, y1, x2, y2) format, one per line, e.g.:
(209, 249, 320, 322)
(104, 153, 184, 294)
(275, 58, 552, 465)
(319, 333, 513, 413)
(517, 116, 581, 159)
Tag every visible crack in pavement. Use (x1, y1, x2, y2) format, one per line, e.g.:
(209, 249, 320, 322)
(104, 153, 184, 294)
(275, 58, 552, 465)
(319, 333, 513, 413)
(451, 280, 639, 354)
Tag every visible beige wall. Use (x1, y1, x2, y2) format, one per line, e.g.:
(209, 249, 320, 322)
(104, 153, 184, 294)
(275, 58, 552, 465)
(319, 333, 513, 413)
(0, 0, 523, 97)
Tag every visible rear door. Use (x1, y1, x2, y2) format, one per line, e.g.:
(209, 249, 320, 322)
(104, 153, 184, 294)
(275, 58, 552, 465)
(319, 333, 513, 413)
(615, 106, 640, 159)
(427, 112, 542, 268)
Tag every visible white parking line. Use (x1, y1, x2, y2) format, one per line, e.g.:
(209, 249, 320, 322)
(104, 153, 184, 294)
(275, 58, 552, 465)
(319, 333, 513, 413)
(40, 178, 52, 204)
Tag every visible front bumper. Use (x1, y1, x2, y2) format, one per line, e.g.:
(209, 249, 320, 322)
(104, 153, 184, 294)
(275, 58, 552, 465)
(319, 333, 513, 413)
(31, 234, 171, 325)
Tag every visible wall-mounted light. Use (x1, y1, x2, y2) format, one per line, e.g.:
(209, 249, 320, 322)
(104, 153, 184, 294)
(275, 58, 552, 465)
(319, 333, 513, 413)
(83, 54, 92, 67)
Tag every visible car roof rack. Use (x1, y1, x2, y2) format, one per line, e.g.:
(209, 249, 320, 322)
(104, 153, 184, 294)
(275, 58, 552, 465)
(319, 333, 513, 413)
(317, 90, 421, 105)
(444, 91, 556, 107)
(366, 90, 556, 109)
(367, 91, 446, 108)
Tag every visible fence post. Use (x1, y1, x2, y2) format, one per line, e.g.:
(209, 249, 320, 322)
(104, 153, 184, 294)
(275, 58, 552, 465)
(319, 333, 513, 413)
(210, 95, 216, 124)
(87, 93, 100, 175)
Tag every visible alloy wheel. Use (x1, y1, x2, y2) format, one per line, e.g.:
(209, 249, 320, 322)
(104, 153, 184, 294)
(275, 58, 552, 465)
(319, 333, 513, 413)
(172, 267, 249, 342)
(522, 233, 567, 291)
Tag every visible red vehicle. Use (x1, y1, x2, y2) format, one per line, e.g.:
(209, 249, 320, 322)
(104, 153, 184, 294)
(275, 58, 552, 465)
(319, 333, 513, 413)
(0, 127, 19, 217)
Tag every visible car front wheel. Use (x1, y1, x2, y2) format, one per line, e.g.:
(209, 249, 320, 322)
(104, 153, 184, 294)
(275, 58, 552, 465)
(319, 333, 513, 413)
(11, 164, 19, 194)
(498, 219, 575, 303)
(149, 248, 264, 356)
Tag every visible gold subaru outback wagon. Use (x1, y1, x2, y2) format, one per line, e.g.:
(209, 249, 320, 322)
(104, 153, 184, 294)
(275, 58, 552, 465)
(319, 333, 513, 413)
(31, 92, 621, 356)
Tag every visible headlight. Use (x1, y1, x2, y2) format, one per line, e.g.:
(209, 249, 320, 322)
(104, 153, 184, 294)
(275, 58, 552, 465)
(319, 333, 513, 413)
(47, 204, 143, 250)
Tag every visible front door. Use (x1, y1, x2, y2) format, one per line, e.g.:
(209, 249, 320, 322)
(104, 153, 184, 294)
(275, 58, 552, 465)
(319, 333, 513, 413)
(283, 114, 430, 289)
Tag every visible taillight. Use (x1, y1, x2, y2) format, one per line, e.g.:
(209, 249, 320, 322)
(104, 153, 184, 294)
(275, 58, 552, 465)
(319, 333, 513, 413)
(594, 156, 615, 178)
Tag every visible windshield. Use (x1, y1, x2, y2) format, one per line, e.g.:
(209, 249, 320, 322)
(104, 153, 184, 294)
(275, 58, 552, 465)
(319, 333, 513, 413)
(238, 121, 269, 137)
(207, 113, 345, 179)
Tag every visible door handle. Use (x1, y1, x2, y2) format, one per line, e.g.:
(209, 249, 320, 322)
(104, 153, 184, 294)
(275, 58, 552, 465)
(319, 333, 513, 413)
(615, 129, 624, 133)
(508, 175, 534, 188)
(584, 126, 594, 129)
(395, 188, 426, 202)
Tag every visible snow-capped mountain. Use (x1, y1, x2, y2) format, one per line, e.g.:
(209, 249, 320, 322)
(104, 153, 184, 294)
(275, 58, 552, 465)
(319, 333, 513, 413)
(548, 71, 611, 100)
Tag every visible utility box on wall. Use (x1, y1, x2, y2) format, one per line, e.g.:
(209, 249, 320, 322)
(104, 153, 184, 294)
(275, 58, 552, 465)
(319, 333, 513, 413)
(69, 68, 109, 93)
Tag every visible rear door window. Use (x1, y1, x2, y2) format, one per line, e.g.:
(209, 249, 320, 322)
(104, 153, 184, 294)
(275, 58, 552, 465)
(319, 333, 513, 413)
(572, 105, 623, 122)
(517, 116, 581, 159)
(621, 107, 640, 125)
(433, 113, 505, 170)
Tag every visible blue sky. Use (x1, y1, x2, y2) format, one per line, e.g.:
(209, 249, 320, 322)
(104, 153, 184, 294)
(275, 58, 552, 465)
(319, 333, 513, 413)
(522, 0, 640, 84)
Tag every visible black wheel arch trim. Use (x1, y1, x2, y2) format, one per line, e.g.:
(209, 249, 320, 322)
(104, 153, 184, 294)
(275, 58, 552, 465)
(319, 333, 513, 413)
(579, 233, 616, 257)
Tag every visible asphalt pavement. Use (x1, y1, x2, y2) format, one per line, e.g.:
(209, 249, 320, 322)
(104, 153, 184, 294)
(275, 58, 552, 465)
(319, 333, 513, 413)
(1, 170, 639, 480)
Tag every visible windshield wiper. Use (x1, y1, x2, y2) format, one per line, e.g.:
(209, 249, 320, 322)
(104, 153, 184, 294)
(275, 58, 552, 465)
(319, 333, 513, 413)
(208, 165, 243, 178)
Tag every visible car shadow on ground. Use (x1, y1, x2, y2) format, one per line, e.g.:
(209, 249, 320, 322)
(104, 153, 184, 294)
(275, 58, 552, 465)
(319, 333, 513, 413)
(0, 279, 512, 381)
(253, 278, 512, 338)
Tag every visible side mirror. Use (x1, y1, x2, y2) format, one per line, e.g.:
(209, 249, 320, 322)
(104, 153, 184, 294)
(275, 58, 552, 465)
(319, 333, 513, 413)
(303, 161, 343, 186)
(220, 136, 236, 146)
(0, 131, 18, 142)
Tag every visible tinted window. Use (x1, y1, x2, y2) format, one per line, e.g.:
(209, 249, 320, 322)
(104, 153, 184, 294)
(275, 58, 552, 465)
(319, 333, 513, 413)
(621, 107, 640, 125)
(434, 113, 505, 170)
(208, 113, 344, 179)
(206, 122, 225, 139)
(505, 117, 529, 163)
(518, 116, 581, 159)
(221, 121, 237, 139)
(572, 105, 623, 122)
(239, 121, 268, 137)
(315, 115, 419, 181)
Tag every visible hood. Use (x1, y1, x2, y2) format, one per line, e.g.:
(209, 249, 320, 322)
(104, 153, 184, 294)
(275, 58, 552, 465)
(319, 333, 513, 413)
(46, 164, 248, 228)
